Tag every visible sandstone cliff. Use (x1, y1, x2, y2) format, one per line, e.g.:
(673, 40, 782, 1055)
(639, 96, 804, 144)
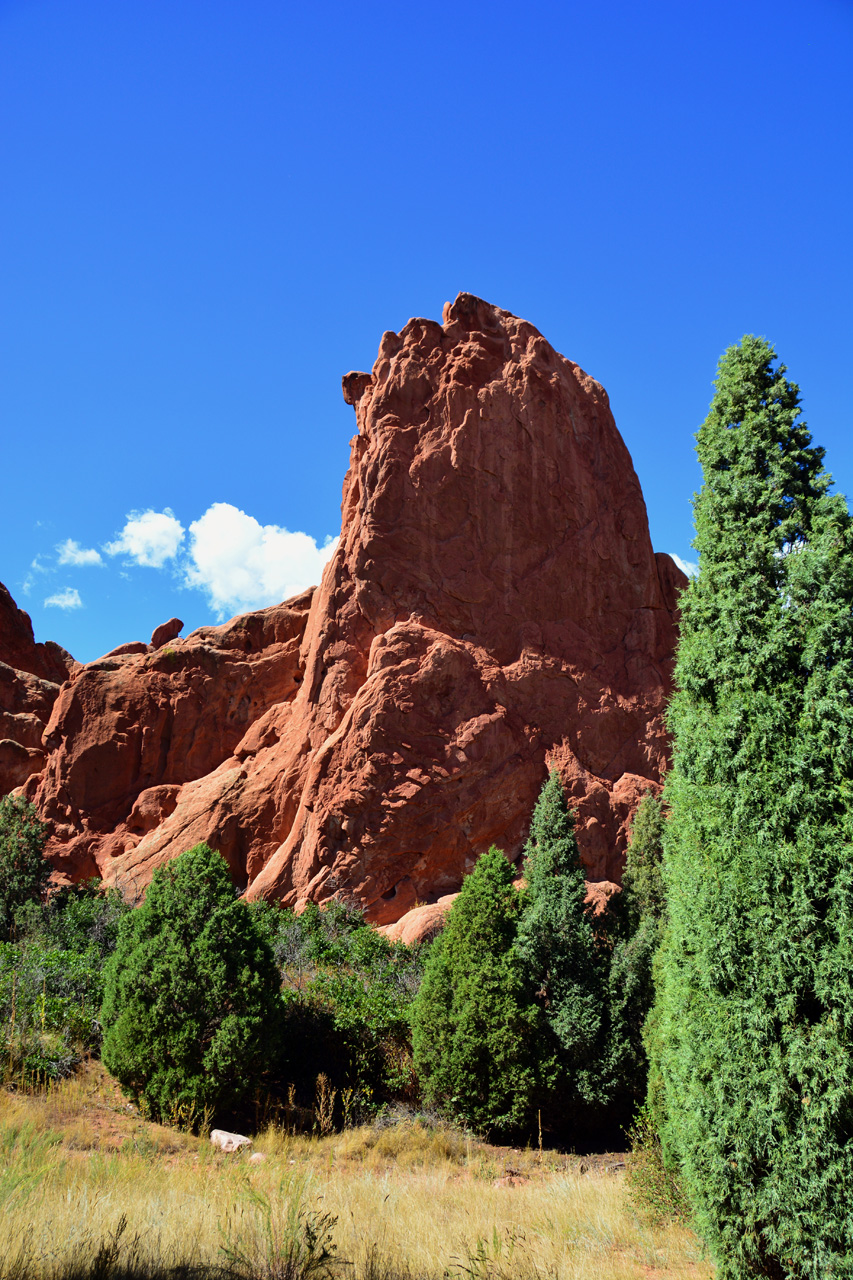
(10, 294, 685, 920)
(0, 584, 79, 797)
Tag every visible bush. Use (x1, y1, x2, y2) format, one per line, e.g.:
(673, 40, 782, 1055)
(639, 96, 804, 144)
(100, 843, 283, 1121)
(0, 796, 49, 942)
(0, 939, 105, 1081)
(626, 1104, 691, 1226)
(250, 898, 424, 1117)
(2, 880, 130, 1081)
(15, 878, 129, 960)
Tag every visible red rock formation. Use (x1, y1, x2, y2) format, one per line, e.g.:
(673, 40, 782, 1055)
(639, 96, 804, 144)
(150, 618, 183, 650)
(380, 879, 621, 946)
(0, 583, 78, 796)
(24, 294, 684, 917)
(26, 592, 313, 883)
(0, 583, 77, 686)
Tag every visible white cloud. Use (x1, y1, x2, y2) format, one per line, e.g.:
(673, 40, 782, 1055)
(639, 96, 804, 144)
(23, 555, 51, 595)
(105, 509, 185, 568)
(185, 502, 338, 617)
(57, 538, 103, 567)
(670, 554, 699, 578)
(44, 587, 83, 610)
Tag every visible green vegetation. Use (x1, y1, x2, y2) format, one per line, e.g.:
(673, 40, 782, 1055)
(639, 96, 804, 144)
(0, 795, 49, 942)
(250, 897, 424, 1118)
(649, 336, 853, 1277)
(1, 877, 128, 1082)
(412, 846, 538, 1137)
(101, 843, 283, 1121)
(516, 770, 607, 1131)
(605, 793, 666, 1125)
(411, 773, 670, 1146)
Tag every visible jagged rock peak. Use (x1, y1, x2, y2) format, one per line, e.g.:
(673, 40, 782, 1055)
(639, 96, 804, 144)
(13, 296, 684, 921)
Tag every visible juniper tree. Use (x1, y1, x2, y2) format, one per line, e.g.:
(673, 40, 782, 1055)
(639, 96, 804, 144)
(606, 792, 666, 1120)
(515, 770, 606, 1120)
(101, 844, 282, 1120)
(411, 846, 538, 1136)
(650, 337, 853, 1278)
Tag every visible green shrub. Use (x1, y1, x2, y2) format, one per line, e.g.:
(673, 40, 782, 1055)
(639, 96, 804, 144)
(2, 879, 130, 1082)
(626, 1104, 691, 1226)
(650, 337, 853, 1277)
(412, 846, 539, 1137)
(14, 878, 129, 960)
(100, 843, 283, 1121)
(0, 939, 105, 1080)
(250, 898, 424, 1116)
(0, 796, 49, 942)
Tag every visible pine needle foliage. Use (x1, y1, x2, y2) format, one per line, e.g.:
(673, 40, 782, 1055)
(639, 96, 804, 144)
(621, 792, 666, 929)
(515, 769, 605, 1112)
(100, 843, 282, 1121)
(607, 792, 666, 1121)
(411, 846, 538, 1137)
(650, 336, 853, 1278)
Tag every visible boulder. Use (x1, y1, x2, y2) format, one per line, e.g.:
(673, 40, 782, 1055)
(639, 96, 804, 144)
(103, 642, 149, 659)
(210, 1129, 252, 1154)
(24, 294, 684, 915)
(150, 618, 183, 650)
(380, 894, 460, 945)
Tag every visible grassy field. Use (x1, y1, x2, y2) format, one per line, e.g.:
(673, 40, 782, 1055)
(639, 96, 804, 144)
(0, 1063, 712, 1280)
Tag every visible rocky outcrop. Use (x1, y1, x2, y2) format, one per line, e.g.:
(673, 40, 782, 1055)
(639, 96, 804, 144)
(0, 583, 79, 796)
(24, 593, 313, 883)
(150, 618, 183, 650)
(19, 294, 684, 918)
(380, 879, 622, 946)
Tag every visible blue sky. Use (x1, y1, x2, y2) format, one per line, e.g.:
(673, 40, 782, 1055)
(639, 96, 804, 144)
(2, 0, 850, 663)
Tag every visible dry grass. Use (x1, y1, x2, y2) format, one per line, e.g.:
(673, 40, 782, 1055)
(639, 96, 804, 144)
(0, 1063, 712, 1279)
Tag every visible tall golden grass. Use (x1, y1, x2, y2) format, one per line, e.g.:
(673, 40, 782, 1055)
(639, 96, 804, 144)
(0, 1065, 711, 1279)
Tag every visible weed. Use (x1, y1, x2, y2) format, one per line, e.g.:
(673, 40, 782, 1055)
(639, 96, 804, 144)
(313, 1074, 336, 1138)
(624, 1107, 691, 1226)
(220, 1175, 344, 1279)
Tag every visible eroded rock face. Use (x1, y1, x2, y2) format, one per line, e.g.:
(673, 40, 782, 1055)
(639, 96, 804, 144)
(26, 592, 314, 883)
(238, 293, 684, 918)
(21, 294, 684, 918)
(0, 583, 79, 796)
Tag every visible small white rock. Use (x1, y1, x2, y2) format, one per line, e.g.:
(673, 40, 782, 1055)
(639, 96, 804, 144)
(248, 1152, 267, 1164)
(210, 1129, 253, 1154)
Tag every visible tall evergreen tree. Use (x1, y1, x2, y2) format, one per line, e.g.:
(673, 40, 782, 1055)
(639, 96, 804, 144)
(411, 846, 538, 1136)
(606, 792, 666, 1120)
(515, 770, 606, 1117)
(650, 337, 853, 1278)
